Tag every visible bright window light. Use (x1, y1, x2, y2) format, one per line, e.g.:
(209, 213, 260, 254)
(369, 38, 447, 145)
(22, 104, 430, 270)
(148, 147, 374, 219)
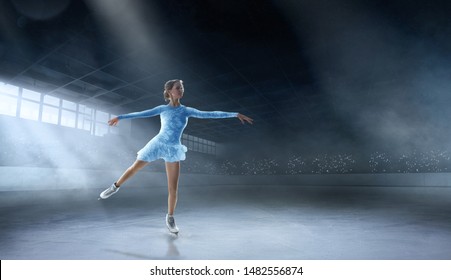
(20, 100, 40, 120)
(42, 105, 59, 124)
(95, 110, 109, 123)
(78, 117, 92, 131)
(0, 94, 17, 116)
(22, 88, 41, 101)
(62, 100, 76, 110)
(79, 105, 93, 115)
(44, 95, 60, 106)
(61, 109, 76, 127)
(77, 112, 92, 130)
(0, 83, 19, 96)
(1, 81, 130, 138)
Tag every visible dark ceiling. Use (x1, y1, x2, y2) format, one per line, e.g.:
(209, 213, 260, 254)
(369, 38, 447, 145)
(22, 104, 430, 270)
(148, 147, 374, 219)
(1, 0, 451, 147)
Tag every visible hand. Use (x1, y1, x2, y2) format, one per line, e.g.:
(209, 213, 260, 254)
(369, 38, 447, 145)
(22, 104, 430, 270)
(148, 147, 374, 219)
(237, 113, 253, 125)
(108, 117, 119, 126)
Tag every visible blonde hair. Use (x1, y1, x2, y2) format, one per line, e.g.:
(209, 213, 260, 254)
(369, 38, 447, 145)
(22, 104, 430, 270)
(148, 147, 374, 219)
(163, 79, 183, 102)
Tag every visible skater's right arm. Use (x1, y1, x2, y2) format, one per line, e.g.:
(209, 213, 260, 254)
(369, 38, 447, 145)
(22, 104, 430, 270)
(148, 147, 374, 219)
(108, 105, 165, 126)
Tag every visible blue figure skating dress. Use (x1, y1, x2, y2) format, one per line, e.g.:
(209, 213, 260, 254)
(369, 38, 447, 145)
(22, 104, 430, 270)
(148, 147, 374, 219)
(118, 104, 237, 162)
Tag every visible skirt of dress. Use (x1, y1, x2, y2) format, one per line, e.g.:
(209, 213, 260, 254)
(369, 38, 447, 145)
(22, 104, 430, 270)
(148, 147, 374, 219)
(136, 138, 188, 163)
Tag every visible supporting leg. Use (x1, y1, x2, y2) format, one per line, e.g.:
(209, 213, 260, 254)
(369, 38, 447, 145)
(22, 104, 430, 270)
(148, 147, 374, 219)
(165, 161, 180, 215)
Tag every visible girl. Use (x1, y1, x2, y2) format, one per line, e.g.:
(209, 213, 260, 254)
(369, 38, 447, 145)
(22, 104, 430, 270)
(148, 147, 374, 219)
(99, 79, 253, 233)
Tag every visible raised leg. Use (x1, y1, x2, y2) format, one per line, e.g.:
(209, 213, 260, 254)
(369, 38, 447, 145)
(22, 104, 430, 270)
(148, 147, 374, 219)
(116, 160, 149, 187)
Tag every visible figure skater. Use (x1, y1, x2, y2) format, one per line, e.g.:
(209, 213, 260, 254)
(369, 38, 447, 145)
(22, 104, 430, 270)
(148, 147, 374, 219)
(99, 79, 253, 233)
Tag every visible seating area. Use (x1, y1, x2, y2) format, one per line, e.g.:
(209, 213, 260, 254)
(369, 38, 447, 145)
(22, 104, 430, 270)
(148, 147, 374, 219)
(2, 127, 451, 176)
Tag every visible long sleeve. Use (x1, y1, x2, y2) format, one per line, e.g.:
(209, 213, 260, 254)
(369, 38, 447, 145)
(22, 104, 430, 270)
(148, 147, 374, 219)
(117, 105, 165, 120)
(186, 107, 238, 119)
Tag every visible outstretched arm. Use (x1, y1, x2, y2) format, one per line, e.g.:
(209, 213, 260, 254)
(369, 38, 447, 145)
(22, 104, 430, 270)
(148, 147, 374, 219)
(108, 105, 165, 126)
(186, 107, 237, 119)
(186, 107, 253, 124)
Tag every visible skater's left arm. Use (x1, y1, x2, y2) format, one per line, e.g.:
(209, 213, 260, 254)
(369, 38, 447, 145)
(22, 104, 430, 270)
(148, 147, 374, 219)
(186, 107, 253, 124)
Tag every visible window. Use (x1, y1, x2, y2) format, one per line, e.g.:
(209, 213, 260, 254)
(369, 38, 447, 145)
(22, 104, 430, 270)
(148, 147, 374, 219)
(79, 105, 92, 115)
(20, 99, 40, 120)
(42, 105, 59, 124)
(77, 105, 93, 132)
(42, 95, 60, 124)
(78, 113, 92, 131)
(19, 88, 41, 121)
(95, 110, 109, 123)
(22, 88, 41, 101)
(94, 110, 109, 136)
(62, 100, 76, 110)
(0, 83, 19, 96)
(0, 80, 133, 138)
(60, 99, 77, 128)
(181, 133, 216, 155)
(187, 140, 193, 150)
(0, 94, 17, 116)
(61, 109, 76, 128)
(44, 95, 60, 106)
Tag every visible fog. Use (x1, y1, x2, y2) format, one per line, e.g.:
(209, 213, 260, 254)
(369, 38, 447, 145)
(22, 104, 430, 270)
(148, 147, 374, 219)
(2, 0, 451, 185)
(259, 0, 451, 156)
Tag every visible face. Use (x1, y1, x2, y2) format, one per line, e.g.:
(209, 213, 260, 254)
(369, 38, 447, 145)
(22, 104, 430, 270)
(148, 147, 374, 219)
(169, 81, 184, 100)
